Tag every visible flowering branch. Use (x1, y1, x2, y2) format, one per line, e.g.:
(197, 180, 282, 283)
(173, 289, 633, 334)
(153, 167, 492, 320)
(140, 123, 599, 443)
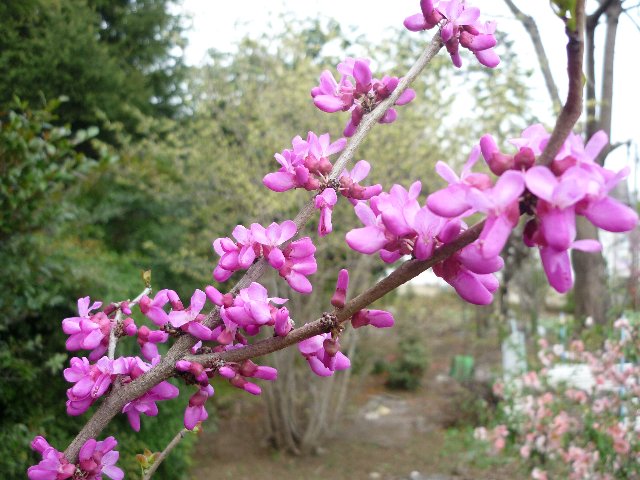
(62, 33, 444, 463)
(185, 221, 485, 368)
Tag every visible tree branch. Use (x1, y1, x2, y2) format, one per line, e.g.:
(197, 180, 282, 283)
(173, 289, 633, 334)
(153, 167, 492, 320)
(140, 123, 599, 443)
(538, 1, 586, 166)
(108, 287, 152, 360)
(142, 429, 189, 480)
(502, 0, 562, 110)
(186, 221, 485, 368)
(62, 33, 445, 462)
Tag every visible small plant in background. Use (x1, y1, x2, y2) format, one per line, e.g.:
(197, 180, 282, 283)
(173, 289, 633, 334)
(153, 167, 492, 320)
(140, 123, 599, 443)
(475, 312, 640, 479)
(385, 335, 430, 391)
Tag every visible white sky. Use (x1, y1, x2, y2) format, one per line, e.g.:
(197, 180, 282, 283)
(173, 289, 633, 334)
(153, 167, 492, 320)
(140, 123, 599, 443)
(179, 0, 639, 191)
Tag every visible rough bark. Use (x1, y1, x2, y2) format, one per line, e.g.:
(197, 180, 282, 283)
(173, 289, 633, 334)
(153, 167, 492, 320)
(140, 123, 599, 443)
(573, 0, 623, 326)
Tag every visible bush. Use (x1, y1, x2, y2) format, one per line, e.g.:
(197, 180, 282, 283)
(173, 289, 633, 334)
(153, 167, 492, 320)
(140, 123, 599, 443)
(385, 336, 429, 391)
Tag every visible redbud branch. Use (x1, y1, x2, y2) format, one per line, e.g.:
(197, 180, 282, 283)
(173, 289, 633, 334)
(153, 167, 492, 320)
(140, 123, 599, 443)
(538, 0, 586, 166)
(107, 310, 123, 361)
(63, 33, 445, 462)
(141, 428, 189, 480)
(108, 287, 152, 360)
(184, 220, 485, 368)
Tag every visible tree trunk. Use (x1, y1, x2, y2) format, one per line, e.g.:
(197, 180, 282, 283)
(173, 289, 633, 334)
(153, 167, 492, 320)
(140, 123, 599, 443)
(573, 1, 622, 326)
(572, 217, 609, 325)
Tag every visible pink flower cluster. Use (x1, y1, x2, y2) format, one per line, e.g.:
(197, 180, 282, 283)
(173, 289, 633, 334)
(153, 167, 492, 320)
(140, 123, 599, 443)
(345, 180, 503, 305)
(64, 355, 178, 431)
(140, 288, 214, 343)
(176, 342, 278, 428)
(28, 435, 123, 480)
(311, 58, 416, 137)
(404, 0, 500, 68)
(298, 269, 395, 376)
(263, 132, 346, 192)
(207, 281, 294, 344)
(427, 124, 638, 295)
(62, 297, 136, 361)
(263, 132, 382, 237)
(213, 220, 317, 293)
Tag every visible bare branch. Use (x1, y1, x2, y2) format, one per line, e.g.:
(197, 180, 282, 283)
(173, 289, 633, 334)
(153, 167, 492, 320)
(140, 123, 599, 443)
(141, 429, 189, 480)
(502, 0, 562, 109)
(108, 287, 152, 360)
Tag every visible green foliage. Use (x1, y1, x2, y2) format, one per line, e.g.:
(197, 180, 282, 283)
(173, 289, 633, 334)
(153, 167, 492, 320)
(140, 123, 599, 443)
(0, 0, 186, 139)
(385, 336, 430, 391)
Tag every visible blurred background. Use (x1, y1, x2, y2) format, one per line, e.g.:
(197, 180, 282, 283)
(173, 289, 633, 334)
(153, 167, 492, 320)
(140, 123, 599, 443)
(1, 1, 638, 479)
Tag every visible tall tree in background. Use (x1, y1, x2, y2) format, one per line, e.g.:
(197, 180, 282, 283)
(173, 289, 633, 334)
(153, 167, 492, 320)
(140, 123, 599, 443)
(0, 0, 186, 137)
(503, 0, 637, 325)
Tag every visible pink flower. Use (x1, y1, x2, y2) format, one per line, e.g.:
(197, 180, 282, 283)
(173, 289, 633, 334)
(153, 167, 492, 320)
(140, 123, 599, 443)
(167, 289, 214, 341)
(64, 356, 128, 415)
(136, 325, 168, 361)
(184, 384, 214, 430)
(277, 237, 317, 294)
(427, 145, 492, 217)
(331, 269, 349, 308)
(467, 170, 524, 258)
(78, 436, 123, 480)
(218, 359, 278, 395)
(122, 380, 179, 432)
(404, 0, 500, 68)
(27, 436, 75, 480)
(539, 240, 601, 293)
(531, 468, 548, 480)
(339, 160, 383, 203)
(298, 333, 351, 377)
(62, 296, 110, 361)
(312, 58, 415, 136)
(212, 225, 257, 281)
(315, 188, 338, 237)
(139, 289, 172, 326)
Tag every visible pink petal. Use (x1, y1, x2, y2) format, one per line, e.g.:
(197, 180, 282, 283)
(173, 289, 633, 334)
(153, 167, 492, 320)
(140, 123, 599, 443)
(427, 185, 471, 217)
(494, 170, 525, 206)
(404, 13, 428, 31)
(584, 197, 638, 232)
(475, 49, 500, 68)
(540, 247, 573, 293)
(263, 172, 296, 192)
(525, 166, 557, 202)
(353, 60, 372, 87)
(345, 226, 388, 254)
(313, 95, 344, 113)
(395, 88, 416, 105)
(268, 248, 286, 269)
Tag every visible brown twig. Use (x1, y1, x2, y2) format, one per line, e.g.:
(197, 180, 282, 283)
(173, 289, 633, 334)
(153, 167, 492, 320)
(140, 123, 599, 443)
(141, 428, 189, 480)
(537, 0, 586, 166)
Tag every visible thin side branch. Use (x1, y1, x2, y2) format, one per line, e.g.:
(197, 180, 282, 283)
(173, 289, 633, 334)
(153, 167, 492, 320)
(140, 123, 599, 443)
(141, 428, 189, 480)
(503, 0, 561, 109)
(63, 34, 445, 462)
(108, 287, 152, 360)
(538, 0, 586, 166)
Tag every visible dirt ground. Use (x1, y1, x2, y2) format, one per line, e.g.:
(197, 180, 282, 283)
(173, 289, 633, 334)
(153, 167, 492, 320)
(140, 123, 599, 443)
(189, 293, 524, 480)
